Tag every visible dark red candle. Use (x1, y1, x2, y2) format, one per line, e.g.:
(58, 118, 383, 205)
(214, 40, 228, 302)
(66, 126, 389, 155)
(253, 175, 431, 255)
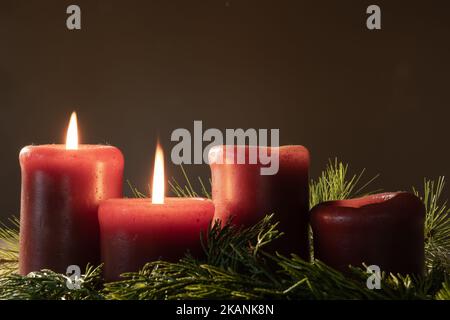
(19, 113, 124, 275)
(209, 145, 310, 259)
(99, 144, 214, 281)
(310, 192, 425, 275)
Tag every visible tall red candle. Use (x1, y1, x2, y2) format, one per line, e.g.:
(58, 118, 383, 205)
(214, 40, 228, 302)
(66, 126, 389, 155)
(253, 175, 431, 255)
(19, 113, 124, 275)
(310, 192, 425, 275)
(99, 144, 214, 281)
(209, 145, 310, 259)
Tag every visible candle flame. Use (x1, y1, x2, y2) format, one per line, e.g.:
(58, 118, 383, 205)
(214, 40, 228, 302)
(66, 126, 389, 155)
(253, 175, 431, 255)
(151, 143, 165, 204)
(66, 112, 79, 150)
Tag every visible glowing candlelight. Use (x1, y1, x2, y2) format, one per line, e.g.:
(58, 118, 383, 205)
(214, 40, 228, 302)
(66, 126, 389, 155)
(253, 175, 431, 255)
(151, 143, 165, 204)
(66, 112, 79, 150)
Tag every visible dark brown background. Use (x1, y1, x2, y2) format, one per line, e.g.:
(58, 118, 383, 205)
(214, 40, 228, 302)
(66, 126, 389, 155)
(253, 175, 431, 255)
(0, 0, 449, 219)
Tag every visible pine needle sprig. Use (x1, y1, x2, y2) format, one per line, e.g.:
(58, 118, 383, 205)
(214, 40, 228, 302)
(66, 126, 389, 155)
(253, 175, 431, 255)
(0, 217, 20, 275)
(309, 158, 379, 208)
(169, 165, 211, 198)
(204, 214, 282, 269)
(413, 177, 450, 271)
(104, 258, 285, 300)
(0, 264, 104, 300)
(276, 254, 449, 300)
(435, 280, 450, 300)
(126, 180, 147, 198)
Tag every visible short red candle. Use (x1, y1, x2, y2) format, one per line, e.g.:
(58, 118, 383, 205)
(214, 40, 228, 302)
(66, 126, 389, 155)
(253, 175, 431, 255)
(209, 145, 310, 259)
(310, 192, 425, 275)
(99, 198, 214, 281)
(19, 145, 124, 275)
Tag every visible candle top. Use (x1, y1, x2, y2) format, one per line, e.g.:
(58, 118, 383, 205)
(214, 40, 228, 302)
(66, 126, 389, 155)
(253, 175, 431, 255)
(19, 144, 124, 163)
(323, 192, 400, 209)
(21, 144, 116, 150)
(101, 197, 212, 207)
(311, 191, 425, 218)
(99, 197, 215, 219)
(208, 145, 309, 165)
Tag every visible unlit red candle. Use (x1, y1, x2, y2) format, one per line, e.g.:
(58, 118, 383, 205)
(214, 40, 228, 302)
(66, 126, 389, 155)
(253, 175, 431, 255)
(310, 192, 425, 275)
(208, 145, 310, 260)
(19, 113, 124, 275)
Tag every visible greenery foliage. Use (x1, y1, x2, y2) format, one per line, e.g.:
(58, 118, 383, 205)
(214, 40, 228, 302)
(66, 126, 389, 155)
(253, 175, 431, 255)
(309, 158, 379, 208)
(413, 177, 450, 271)
(0, 265, 103, 300)
(0, 217, 19, 276)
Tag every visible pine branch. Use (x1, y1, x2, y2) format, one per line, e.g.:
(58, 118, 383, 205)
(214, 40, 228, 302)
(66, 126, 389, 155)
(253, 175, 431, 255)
(413, 177, 450, 271)
(0, 217, 19, 275)
(169, 165, 211, 198)
(126, 180, 147, 198)
(435, 279, 450, 300)
(204, 214, 282, 269)
(0, 264, 104, 300)
(309, 158, 379, 208)
(104, 258, 285, 300)
(275, 255, 419, 300)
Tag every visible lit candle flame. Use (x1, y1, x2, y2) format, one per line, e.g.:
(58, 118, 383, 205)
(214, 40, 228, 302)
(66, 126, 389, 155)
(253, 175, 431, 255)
(66, 112, 79, 150)
(151, 143, 165, 204)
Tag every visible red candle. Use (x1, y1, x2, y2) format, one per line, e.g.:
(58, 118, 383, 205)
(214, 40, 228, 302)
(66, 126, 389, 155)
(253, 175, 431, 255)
(310, 192, 425, 275)
(99, 144, 214, 281)
(208, 145, 310, 259)
(19, 113, 124, 275)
